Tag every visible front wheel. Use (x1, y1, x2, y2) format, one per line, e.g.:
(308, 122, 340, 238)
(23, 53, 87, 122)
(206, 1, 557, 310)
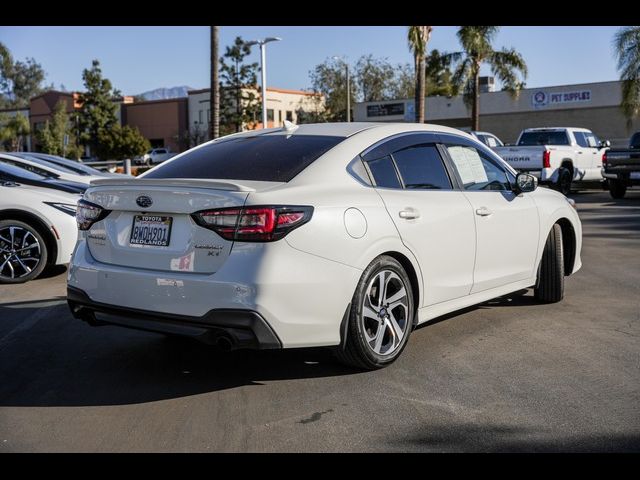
(334, 255, 414, 370)
(609, 179, 627, 199)
(534, 223, 564, 303)
(0, 220, 48, 284)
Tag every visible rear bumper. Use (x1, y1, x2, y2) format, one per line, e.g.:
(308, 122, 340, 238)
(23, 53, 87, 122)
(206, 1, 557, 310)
(67, 285, 281, 349)
(67, 238, 362, 347)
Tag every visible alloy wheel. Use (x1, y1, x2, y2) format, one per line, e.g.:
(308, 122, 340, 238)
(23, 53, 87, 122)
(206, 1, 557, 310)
(361, 269, 410, 356)
(0, 225, 42, 280)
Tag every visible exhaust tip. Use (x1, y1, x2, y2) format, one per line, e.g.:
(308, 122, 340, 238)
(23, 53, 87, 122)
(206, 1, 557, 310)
(216, 336, 233, 351)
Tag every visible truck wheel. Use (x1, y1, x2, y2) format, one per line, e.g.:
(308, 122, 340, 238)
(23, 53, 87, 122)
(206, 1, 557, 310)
(554, 168, 572, 196)
(534, 224, 564, 304)
(334, 255, 414, 370)
(609, 179, 627, 199)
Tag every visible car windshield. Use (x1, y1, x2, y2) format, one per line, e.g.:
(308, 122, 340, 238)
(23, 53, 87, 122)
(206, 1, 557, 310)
(518, 131, 570, 146)
(29, 153, 102, 176)
(143, 134, 345, 182)
(9, 153, 79, 174)
(0, 161, 48, 181)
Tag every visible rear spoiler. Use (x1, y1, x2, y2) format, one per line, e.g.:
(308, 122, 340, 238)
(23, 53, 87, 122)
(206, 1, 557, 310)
(89, 178, 257, 192)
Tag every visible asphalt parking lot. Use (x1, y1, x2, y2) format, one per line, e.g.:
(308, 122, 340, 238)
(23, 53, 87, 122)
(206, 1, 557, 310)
(0, 190, 638, 452)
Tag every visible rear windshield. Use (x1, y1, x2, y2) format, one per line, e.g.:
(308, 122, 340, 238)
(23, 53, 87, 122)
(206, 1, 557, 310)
(518, 131, 570, 146)
(144, 134, 344, 182)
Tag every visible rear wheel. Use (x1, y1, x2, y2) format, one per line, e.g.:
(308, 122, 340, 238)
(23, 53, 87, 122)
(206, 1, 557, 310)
(609, 179, 627, 199)
(335, 255, 414, 370)
(0, 220, 48, 284)
(554, 168, 572, 196)
(534, 224, 564, 303)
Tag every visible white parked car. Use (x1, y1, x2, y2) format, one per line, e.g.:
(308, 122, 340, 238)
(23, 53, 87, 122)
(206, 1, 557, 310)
(67, 123, 582, 369)
(0, 153, 103, 185)
(494, 127, 609, 195)
(469, 131, 504, 148)
(1, 182, 79, 283)
(134, 148, 174, 166)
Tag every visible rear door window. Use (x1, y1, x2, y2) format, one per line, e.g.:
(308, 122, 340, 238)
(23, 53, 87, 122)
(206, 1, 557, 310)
(574, 132, 588, 147)
(144, 134, 345, 182)
(391, 145, 452, 190)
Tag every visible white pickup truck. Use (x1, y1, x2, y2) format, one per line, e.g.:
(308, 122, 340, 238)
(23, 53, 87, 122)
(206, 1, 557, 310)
(494, 127, 609, 195)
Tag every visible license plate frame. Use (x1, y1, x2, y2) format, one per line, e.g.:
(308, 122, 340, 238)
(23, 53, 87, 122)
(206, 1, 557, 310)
(129, 215, 173, 247)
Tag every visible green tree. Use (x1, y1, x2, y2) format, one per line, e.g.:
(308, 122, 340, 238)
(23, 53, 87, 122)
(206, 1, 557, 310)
(0, 42, 47, 108)
(36, 100, 81, 158)
(390, 53, 455, 100)
(614, 26, 640, 126)
(219, 37, 260, 133)
(354, 54, 395, 102)
(76, 59, 120, 158)
(98, 124, 150, 160)
(407, 26, 433, 123)
(309, 57, 356, 122)
(0, 112, 30, 151)
(446, 26, 527, 130)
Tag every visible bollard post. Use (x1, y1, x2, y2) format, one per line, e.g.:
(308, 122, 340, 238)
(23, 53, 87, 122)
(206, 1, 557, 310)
(125, 158, 132, 176)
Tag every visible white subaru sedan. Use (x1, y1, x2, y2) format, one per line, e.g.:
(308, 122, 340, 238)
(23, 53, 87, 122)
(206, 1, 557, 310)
(67, 123, 582, 369)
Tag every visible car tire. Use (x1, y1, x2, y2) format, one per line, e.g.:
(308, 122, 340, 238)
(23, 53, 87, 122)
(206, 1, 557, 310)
(0, 220, 49, 284)
(334, 255, 414, 370)
(554, 168, 572, 196)
(534, 223, 564, 303)
(609, 179, 627, 199)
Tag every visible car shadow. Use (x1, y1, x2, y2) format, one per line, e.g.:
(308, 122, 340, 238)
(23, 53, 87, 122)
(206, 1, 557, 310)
(391, 421, 640, 452)
(0, 299, 358, 408)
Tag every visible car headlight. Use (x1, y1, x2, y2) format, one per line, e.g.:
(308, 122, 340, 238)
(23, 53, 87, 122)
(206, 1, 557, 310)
(44, 202, 77, 216)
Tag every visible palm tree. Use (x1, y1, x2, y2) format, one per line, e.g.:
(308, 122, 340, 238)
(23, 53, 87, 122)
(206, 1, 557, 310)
(446, 26, 527, 130)
(210, 26, 220, 140)
(614, 26, 640, 126)
(407, 26, 432, 124)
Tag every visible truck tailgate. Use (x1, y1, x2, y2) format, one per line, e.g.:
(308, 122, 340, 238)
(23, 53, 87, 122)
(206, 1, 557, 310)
(604, 149, 640, 173)
(495, 146, 544, 170)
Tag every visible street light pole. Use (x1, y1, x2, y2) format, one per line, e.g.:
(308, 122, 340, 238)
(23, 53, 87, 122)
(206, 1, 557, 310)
(248, 37, 282, 129)
(333, 56, 351, 122)
(346, 63, 351, 122)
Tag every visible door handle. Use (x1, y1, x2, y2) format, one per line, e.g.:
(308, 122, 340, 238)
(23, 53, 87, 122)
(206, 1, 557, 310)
(577, 151, 583, 154)
(399, 208, 420, 220)
(475, 207, 493, 216)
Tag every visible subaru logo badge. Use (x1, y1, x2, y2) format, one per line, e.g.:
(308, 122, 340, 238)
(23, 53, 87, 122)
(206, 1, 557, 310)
(136, 195, 153, 208)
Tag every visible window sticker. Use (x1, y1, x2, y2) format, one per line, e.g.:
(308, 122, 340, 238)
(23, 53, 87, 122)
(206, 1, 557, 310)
(448, 146, 489, 185)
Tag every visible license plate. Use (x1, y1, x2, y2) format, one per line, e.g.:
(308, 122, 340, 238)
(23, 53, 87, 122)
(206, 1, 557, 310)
(130, 215, 172, 246)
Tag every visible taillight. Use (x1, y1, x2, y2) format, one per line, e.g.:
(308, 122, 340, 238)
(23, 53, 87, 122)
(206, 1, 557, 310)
(192, 206, 313, 242)
(542, 150, 551, 169)
(76, 199, 111, 231)
(602, 151, 607, 167)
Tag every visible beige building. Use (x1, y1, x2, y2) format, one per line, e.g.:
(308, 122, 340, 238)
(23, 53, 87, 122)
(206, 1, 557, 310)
(354, 80, 640, 147)
(187, 86, 324, 143)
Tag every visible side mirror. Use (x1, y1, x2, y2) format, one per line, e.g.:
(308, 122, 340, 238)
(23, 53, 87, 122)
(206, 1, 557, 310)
(599, 140, 611, 148)
(515, 173, 537, 193)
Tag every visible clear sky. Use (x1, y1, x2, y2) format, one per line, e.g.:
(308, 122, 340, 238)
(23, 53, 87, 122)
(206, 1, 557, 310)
(0, 26, 623, 96)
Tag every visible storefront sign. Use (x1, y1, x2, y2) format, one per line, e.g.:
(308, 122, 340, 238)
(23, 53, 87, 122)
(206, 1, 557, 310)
(531, 90, 591, 109)
(367, 103, 405, 117)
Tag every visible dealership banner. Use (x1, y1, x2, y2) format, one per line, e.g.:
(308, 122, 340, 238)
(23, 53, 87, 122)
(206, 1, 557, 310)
(531, 90, 592, 108)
